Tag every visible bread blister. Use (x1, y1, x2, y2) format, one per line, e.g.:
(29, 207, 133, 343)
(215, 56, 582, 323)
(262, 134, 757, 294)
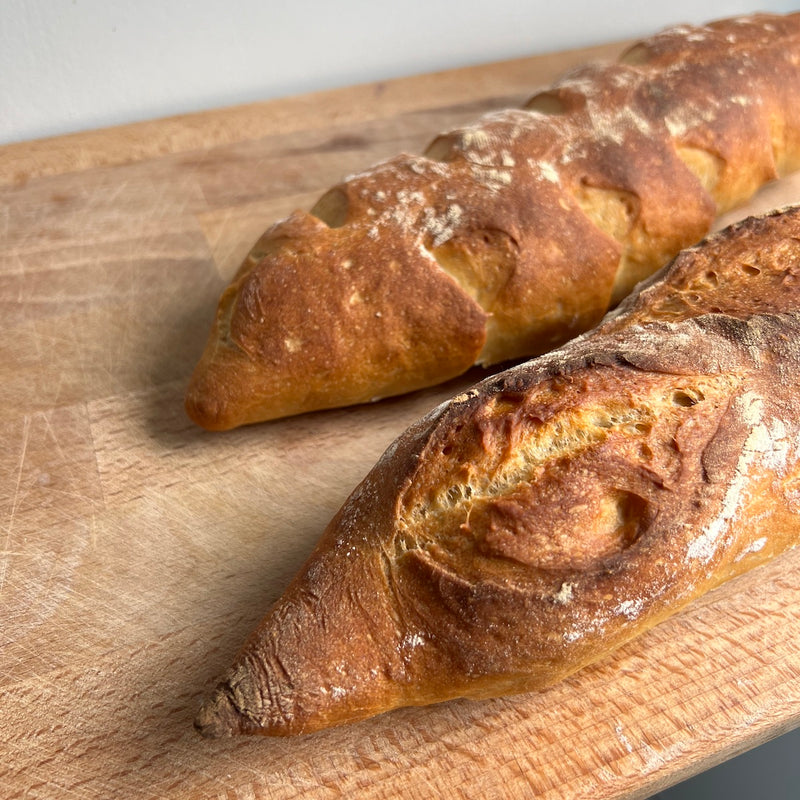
(196, 206, 800, 737)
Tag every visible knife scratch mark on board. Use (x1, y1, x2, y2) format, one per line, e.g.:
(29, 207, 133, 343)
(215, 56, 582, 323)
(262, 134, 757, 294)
(41, 411, 69, 465)
(0, 204, 9, 244)
(1, 414, 31, 595)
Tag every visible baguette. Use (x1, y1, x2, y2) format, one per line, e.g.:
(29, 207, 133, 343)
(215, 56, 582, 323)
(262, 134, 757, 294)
(195, 205, 800, 737)
(185, 12, 800, 430)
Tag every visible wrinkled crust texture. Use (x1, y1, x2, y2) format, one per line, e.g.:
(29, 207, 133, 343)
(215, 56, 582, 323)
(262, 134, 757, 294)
(196, 206, 800, 736)
(186, 12, 800, 430)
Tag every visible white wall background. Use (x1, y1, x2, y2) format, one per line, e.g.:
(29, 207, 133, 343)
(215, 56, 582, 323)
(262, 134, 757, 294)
(1, 0, 798, 145)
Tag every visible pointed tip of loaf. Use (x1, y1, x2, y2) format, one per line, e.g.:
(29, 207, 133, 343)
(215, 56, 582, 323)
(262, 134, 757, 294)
(185, 351, 267, 431)
(194, 506, 428, 737)
(195, 687, 245, 738)
(184, 349, 234, 432)
(184, 389, 228, 432)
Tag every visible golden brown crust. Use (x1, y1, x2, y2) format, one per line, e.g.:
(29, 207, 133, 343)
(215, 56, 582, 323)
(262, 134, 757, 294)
(186, 210, 487, 428)
(196, 205, 800, 737)
(186, 12, 800, 430)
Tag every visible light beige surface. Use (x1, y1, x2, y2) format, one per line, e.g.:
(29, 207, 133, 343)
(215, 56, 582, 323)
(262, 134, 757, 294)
(1, 37, 799, 799)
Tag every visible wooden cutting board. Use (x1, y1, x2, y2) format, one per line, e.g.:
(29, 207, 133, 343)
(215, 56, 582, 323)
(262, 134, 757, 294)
(2, 35, 800, 800)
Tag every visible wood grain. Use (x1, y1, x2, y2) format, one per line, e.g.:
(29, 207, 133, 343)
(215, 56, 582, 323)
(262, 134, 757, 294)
(1, 35, 799, 799)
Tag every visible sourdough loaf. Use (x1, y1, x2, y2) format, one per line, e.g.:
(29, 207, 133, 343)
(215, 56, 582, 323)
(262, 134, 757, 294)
(195, 206, 800, 737)
(186, 12, 800, 430)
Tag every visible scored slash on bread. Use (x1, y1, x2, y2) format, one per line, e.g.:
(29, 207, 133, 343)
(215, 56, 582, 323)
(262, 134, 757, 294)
(185, 12, 800, 430)
(195, 205, 800, 737)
